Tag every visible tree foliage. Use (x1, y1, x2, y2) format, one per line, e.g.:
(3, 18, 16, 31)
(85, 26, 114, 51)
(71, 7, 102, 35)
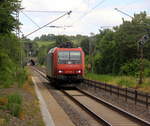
(0, 0, 26, 87)
(37, 43, 55, 65)
(92, 12, 150, 75)
(0, 0, 21, 34)
(35, 12, 150, 78)
(55, 35, 69, 46)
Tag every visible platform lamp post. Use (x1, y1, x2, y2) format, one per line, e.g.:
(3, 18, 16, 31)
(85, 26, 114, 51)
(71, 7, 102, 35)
(114, 8, 150, 84)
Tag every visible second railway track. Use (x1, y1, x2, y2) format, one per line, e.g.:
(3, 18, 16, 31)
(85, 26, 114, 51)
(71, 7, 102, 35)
(62, 88, 150, 126)
(33, 67, 150, 126)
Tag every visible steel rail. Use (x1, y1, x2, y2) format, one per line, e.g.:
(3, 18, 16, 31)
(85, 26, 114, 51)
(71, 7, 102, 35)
(83, 79, 150, 107)
(32, 67, 150, 126)
(77, 88, 150, 126)
(32, 67, 111, 125)
(61, 90, 112, 126)
(32, 67, 110, 125)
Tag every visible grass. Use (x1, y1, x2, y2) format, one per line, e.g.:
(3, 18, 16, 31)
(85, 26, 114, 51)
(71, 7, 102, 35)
(7, 93, 22, 105)
(0, 73, 45, 125)
(36, 41, 55, 47)
(0, 93, 22, 117)
(0, 67, 27, 89)
(0, 68, 45, 126)
(7, 93, 22, 117)
(23, 75, 35, 96)
(85, 73, 150, 92)
(22, 73, 45, 126)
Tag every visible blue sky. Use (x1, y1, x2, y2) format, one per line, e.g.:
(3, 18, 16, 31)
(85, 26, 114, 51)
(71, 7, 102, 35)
(20, 0, 150, 39)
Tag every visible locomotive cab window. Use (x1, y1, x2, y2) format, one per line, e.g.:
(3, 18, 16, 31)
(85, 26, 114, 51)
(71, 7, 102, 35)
(58, 51, 69, 60)
(70, 51, 81, 60)
(58, 51, 81, 64)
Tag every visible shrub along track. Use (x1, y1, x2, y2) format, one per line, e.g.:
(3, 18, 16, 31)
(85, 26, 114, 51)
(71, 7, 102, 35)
(33, 66, 150, 126)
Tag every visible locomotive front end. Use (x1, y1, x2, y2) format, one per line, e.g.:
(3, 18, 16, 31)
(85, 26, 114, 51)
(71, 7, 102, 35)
(55, 48, 84, 82)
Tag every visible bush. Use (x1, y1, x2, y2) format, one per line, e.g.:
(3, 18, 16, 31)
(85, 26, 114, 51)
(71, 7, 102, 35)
(144, 68, 150, 77)
(0, 50, 27, 88)
(0, 34, 27, 88)
(16, 68, 27, 88)
(117, 78, 135, 87)
(0, 51, 16, 88)
(120, 59, 150, 76)
(143, 59, 150, 77)
(120, 59, 140, 76)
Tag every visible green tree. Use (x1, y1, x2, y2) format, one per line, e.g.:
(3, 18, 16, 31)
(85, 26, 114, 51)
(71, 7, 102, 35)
(94, 29, 116, 74)
(92, 12, 150, 74)
(55, 35, 69, 46)
(37, 43, 55, 65)
(0, 0, 21, 34)
(80, 37, 90, 55)
(0, 0, 26, 88)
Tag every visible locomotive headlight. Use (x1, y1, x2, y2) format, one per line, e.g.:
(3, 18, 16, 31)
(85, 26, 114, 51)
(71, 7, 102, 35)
(77, 70, 81, 73)
(58, 70, 63, 73)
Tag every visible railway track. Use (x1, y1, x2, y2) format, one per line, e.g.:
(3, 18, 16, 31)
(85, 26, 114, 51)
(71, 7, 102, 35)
(61, 88, 149, 126)
(32, 67, 150, 126)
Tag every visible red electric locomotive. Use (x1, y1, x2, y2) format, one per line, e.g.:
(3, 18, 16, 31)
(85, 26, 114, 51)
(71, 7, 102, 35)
(46, 47, 84, 84)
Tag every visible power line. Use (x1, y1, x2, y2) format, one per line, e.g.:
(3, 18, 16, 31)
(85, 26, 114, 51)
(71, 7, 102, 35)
(23, 10, 66, 13)
(114, 8, 133, 19)
(21, 11, 40, 28)
(47, 25, 72, 28)
(90, 0, 106, 12)
(72, 0, 107, 26)
(24, 11, 72, 37)
(100, 26, 113, 29)
(80, 0, 106, 20)
(114, 8, 150, 27)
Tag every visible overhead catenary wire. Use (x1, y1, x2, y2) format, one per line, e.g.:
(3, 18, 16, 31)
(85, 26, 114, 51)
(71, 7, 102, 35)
(24, 11, 72, 37)
(23, 10, 67, 13)
(80, 0, 107, 19)
(21, 11, 40, 28)
(100, 26, 113, 28)
(49, 0, 107, 33)
(71, 0, 107, 26)
(47, 25, 72, 28)
(114, 8, 133, 19)
(114, 8, 150, 27)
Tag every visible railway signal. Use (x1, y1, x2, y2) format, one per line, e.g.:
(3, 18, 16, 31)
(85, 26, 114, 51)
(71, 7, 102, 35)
(114, 8, 150, 84)
(138, 34, 149, 46)
(138, 33, 150, 84)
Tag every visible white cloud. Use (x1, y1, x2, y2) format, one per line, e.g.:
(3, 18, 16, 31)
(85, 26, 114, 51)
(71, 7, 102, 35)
(22, 0, 88, 11)
(20, 0, 149, 39)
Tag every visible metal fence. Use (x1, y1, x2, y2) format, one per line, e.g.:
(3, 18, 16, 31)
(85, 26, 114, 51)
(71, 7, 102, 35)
(83, 79, 150, 108)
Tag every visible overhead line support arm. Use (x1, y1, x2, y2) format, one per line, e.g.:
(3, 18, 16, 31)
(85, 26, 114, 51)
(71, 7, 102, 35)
(24, 11, 72, 38)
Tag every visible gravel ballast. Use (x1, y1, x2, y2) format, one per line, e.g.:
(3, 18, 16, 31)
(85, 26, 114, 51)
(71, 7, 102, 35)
(79, 83, 150, 122)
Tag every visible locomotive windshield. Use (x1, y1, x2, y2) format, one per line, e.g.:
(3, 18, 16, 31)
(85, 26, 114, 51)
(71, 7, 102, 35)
(70, 51, 81, 60)
(58, 51, 69, 60)
(58, 51, 81, 64)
